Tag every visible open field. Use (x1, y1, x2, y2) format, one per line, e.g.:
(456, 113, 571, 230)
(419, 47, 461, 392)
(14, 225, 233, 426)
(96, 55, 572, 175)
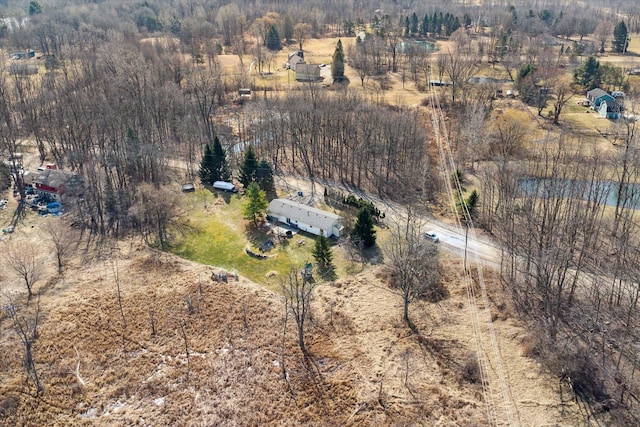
(174, 189, 326, 292)
(0, 215, 583, 425)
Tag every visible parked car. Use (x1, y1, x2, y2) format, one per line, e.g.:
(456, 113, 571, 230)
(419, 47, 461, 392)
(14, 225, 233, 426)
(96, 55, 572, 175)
(424, 231, 439, 243)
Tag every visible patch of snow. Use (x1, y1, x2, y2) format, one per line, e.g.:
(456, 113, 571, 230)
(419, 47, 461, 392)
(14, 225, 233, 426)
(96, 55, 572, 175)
(79, 407, 98, 419)
(112, 400, 126, 413)
(153, 397, 165, 406)
(103, 400, 126, 416)
(272, 360, 280, 367)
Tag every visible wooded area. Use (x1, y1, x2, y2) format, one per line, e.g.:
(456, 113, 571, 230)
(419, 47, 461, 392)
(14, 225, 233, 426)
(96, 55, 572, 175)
(2, 0, 640, 424)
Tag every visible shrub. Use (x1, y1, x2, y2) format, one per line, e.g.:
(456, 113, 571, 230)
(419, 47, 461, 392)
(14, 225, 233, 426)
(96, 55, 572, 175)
(460, 352, 480, 384)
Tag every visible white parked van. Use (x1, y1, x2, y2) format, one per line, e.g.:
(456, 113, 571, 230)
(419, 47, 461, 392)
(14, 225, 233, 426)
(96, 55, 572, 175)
(213, 181, 238, 193)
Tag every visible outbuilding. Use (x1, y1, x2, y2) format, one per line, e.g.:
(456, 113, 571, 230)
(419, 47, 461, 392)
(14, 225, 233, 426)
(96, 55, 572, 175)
(33, 169, 68, 201)
(268, 199, 342, 238)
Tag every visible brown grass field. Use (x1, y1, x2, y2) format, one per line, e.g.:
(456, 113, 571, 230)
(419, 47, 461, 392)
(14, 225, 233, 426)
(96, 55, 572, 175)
(5, 33, 640, 426)
(0, 228, 585, 425)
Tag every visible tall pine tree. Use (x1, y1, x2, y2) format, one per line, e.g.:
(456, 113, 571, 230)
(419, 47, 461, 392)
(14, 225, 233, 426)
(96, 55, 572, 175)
(573, 55, 601, 90)
(312, 235, 335, 279)
(256, 159, 276, 198)
(332, 39, 345, 81)
(351, 208, 376, 248)
(612, 21, 629, 53)
(243, 182, 268, 226)
(266, 25, 281, 51)
(212, 137, 231, 182)
(199, 143, 215, 185)
(410, 13, 419, 35)
(239, 146, 258, 188)
(421, 14, 429, 36)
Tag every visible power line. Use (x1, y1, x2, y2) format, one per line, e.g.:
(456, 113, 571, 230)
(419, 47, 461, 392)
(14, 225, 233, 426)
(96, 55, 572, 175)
(427, 61, 517, 427)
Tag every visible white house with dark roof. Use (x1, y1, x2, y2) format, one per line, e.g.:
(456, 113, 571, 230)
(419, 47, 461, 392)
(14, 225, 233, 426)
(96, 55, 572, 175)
(268, 199, 342, 238)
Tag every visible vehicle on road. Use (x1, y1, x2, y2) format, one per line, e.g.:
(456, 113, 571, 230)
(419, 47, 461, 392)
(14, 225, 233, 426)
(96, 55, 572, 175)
(424, 231, 439, 243)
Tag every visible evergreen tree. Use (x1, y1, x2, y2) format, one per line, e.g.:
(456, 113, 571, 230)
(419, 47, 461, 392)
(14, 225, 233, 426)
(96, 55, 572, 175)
(199, 143, 215, 185)
(351, 208, 376, 248)
(243, 182, 268, 226)
(517, 62, 550, 115)
(431, 13, 440, 36)
(239, 146, 258, 188)
(212, 136, 231, 182)
(256, 159, 276, 197)
(573, 55, 601, 90)
(312, 235, 335, 279)
(410, 13, 419, 35)
(463, 14, 472, 28)
(457, 190, 480, 220)
(28, 0, 42, 15)
(612, 21, 629, 53)
(421, 14, 429, 36)
(443, 13, 453, 36)
(266, 25, 281, 51)
(332, 39, 345, 81)
(451, 17, 460, 35)
(466, 190, 479, 219)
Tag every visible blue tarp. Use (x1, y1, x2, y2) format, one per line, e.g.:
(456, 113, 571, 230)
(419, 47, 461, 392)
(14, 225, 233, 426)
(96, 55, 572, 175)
(47, 202, 62, 213)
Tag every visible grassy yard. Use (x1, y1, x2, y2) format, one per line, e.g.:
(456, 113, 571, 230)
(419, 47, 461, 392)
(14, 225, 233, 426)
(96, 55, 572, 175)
(172, 189, 347, 292)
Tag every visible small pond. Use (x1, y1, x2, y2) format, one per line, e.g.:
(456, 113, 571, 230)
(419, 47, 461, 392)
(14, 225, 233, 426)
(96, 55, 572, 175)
(520, 178, 640, 209)
(398, 40, 438, 54)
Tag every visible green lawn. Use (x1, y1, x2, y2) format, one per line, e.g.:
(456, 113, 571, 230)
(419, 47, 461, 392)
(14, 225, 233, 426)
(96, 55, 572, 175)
(172, 190, 318, 292)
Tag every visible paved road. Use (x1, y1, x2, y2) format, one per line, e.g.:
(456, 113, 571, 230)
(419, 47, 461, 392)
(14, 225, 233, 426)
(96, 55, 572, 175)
(274, 175, 502, 268)
(423, 221, 501, 268)
(163, 163, 503, 269)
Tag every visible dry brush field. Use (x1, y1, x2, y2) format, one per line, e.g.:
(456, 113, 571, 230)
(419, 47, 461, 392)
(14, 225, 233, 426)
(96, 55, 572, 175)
(0, 219, 584, 425)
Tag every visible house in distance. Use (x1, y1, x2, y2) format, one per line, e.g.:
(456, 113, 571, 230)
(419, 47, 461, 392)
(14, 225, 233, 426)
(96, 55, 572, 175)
(268, 199, 342, 238)
(33, 168, 69, 202)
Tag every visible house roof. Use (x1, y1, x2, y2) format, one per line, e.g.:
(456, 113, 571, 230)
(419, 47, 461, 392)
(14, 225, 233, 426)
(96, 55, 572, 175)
(296, 64, 319, 73)
(33, 169, 68, 189)
(268, 199, 340, 232)
(288, 51, 304, 61)
(600, 99, 621, 112)
(587, 88, 608, 100)
(295, 64, 321, 80)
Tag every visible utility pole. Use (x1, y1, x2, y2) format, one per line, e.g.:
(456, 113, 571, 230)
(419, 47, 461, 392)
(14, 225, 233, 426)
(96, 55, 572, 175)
(464, 223, 469, 275)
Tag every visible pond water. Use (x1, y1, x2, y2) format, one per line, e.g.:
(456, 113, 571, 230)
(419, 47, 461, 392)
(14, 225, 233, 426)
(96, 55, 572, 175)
(398, 41, 438, 54)
(520, 178, 640, 209)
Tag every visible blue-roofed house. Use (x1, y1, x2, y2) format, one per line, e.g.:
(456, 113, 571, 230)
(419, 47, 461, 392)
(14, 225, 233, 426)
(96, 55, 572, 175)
(587, 88, 621, 119)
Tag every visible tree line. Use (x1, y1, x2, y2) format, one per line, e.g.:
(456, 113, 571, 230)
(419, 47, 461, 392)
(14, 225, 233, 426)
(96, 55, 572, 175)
(241, 90, 435, 198)
(477, 130, 640, 422)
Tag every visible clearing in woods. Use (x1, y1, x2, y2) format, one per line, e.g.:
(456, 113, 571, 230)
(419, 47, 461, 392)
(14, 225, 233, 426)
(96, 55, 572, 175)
(0, 196, 583, 424)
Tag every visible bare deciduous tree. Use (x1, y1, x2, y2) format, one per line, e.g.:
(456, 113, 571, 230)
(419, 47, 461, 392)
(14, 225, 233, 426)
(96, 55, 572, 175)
(384, 207, 442, 326)
(386, 30, 400, 73)
(487, 109, 530, 159)
(6, 296, 44, 395)
(443, 49, 477, 104)
(129, 184, 183, 250)
(294, 23, 312, 51)
(4, 243, 42, 301)
(45, 218, 77, 275)
(281, 269, 315, 355)
(551, 77, 571, 125)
